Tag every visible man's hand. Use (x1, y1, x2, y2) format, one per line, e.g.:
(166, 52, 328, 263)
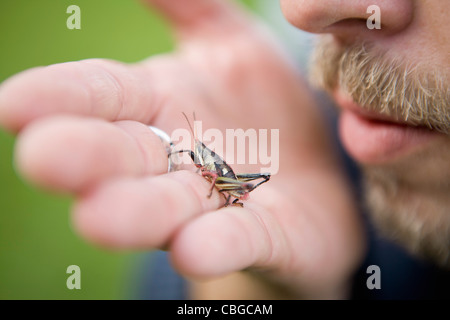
(0, 0, 365, 298)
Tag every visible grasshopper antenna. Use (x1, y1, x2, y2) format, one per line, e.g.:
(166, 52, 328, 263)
(182, 112, 195, 137)
(193, 112, 197, 139)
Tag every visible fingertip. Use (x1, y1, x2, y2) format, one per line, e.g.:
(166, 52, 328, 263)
(0, 59, 159, 133)
(13, 116, 171, 193)
(0, 68, 44, 132)
(14, 116, 64, 191)
(0, 65, 91, 132)
(14, 116, 121, 192)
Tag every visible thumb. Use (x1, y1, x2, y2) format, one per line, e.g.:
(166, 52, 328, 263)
(143, 0, 251, 40)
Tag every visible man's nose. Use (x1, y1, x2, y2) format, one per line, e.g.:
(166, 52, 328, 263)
(280, 0, 413, 38)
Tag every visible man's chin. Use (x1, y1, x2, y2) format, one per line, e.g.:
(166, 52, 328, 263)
(361, 139, 450, 269)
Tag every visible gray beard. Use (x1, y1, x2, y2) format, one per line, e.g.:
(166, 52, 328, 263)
(362, 139, 450, 269)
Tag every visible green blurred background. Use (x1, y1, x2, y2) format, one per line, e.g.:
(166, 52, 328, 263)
(0, 0, 264, 300)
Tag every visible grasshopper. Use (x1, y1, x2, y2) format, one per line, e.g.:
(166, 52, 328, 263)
(170, 113, 270, 207)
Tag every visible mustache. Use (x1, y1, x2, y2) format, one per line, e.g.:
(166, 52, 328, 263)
(310, 36, 450, 135)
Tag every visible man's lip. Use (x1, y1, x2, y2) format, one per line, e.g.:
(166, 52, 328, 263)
(334, 90, 404, 124)
(334, 90, 439, 164)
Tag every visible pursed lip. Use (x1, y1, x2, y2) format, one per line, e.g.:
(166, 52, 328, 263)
(333, 89, 440, 164)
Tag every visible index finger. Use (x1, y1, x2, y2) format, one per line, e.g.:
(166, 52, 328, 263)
(0, 59, 164, 132)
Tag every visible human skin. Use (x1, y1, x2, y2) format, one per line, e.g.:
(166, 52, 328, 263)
(193, 0, 450, 297)
(282, 0, 450, 269)
(8, 0, 449, 299)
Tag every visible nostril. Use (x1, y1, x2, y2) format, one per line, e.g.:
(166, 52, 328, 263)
(322, 18, 374, 42)
(330, 18, 369, 29)
(325, 18, 370, 33)
(325, 16, 401, 43)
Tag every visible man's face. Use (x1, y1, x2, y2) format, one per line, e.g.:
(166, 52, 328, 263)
(280, 0, 450, 267)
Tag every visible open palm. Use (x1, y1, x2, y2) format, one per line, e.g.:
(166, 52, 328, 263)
(0, 0, 364, 298)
